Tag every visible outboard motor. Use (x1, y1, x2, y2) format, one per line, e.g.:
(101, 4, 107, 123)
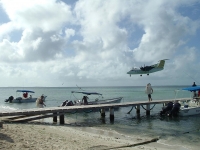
(160, 102, 173, 116)
(60, 100, 68, 106)
(167, 102, 181, 117)
(5, 96, 14, 103)
(66, 101, 74, 106)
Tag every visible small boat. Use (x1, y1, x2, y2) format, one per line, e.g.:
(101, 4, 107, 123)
(60, 90, 122, 112)
(5, 90, 47, 103)
(178, 86, 200, 116)
(160, 86, 200, 117)
(72, 91, 122, 105)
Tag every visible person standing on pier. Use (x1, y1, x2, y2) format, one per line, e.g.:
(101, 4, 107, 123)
(82, 96, 88, 105)
(192, 82, 196, 87)
(145, 83, 153, 102)
(192, 82, 197, 98)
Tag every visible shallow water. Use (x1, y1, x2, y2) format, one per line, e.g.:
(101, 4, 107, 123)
(0, 86, 199, 149)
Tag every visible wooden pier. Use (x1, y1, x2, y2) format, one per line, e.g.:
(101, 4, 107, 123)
(0, 98, 190, 124)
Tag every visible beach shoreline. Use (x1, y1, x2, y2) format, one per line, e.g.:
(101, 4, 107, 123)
(0, 121, 194, 150)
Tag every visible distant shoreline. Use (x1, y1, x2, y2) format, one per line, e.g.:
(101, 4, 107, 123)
(0, 85, 191, 88)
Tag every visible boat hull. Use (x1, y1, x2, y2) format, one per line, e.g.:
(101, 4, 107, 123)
(61, 97, 123, 113)
(87, 97, 122, 105)
(5, 97, 47, 103)
(179, 106, 200, 116)
(11, 98, 37, 103)
(4, 89, 47, 104)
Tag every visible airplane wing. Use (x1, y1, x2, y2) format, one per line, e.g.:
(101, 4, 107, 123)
(140, 66, 155, 71)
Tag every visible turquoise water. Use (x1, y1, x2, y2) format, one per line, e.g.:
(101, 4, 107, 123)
(0, 86, 199, 149)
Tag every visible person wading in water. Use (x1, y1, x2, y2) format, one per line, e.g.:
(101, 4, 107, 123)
(36, 95, 46, 108)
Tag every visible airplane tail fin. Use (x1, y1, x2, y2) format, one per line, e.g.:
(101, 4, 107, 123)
(157, 60, 166, 68)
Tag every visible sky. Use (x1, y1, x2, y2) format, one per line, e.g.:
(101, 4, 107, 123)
(0, 0, 200, 87)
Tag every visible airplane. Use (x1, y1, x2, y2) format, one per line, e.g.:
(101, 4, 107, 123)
(127, 59, 168, 76)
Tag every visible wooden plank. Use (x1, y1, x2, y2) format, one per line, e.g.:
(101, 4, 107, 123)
(1, 115, 27, 121)
(2, 114, 42, 120)
(10, 113, 64, 122)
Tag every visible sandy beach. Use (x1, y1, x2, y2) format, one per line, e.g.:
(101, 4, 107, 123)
(0, 121, 193, 150)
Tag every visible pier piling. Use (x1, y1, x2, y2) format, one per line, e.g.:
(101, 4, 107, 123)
(0, 121, 3, 128)
(53, 112, 57, 122)
(110, 107, 114, 121)
(136, 105, 140, 115)
(146, 104, 150, 116)
(59, 113, 64, 124)
(101, 108, 105, 118)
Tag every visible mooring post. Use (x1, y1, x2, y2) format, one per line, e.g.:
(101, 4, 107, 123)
(146, 104, 150, 116)
(59, 113, 65, 124)
(53, 112, 57, 123)
(136, 105, 140, 115)
(101, 108, 105, 118)
(110, 107, 114, 121)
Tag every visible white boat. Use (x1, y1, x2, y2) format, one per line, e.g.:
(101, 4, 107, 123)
(4, 90, 47, 103)
(60, 91, 122, 112)
(161, 86, 200, 117)
(71, 91, 122, 105)
(179, 102, 200, 116)
(177, 86, 200, 116)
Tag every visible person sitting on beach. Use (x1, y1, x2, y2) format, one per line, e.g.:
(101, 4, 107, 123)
(82, 96, 88, 105)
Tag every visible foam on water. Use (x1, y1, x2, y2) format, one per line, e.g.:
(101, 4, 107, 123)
(0, 105, 18, 111)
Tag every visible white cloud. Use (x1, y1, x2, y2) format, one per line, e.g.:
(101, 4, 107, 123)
(65, 28, 75, 38)
(131, 0, 200, 63)
(0, 22, 15, 40)
(1, 0, 73, 31)
(74, 0, 128, 49)
(0, 0, 200, 87)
